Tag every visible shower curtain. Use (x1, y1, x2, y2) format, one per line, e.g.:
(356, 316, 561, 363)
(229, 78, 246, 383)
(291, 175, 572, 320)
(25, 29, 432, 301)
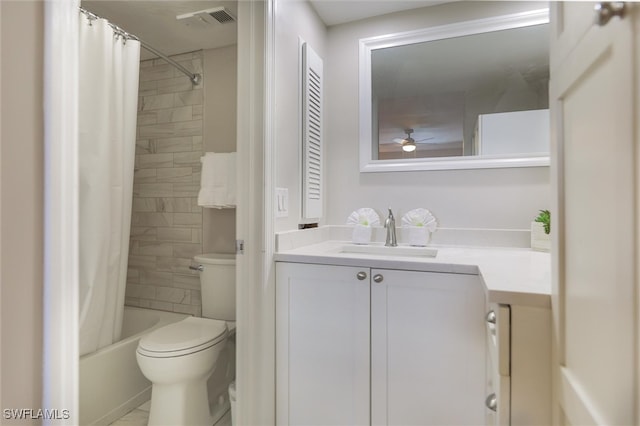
(78, 13, 140, 356)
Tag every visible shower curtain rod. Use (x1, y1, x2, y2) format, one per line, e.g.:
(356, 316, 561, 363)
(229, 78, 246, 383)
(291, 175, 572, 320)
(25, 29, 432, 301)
(79, 8, 202, 85)
(139, 41, 202, 85)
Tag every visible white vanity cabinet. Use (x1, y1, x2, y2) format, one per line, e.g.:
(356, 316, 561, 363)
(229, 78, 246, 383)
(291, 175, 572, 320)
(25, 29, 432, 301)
(276, 262, 486, 426)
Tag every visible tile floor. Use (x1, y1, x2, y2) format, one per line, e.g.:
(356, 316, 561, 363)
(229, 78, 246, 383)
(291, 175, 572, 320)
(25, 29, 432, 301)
(109, 401, 150, 426)
(109, 400, 231, 426)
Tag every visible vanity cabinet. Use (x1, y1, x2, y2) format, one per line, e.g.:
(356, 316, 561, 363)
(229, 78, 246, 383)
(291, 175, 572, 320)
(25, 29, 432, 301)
(275, 262, 485, 426)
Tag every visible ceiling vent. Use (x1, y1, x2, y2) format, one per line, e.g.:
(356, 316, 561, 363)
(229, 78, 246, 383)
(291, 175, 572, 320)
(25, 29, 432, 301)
(176, 7, 236, 26)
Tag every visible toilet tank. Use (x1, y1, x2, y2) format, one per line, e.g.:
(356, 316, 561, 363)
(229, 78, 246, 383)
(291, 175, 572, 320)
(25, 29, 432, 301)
(193, 253, 236, 321)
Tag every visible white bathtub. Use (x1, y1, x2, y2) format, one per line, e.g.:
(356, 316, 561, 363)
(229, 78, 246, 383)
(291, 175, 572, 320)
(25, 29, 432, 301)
(79, 307, 188, 426)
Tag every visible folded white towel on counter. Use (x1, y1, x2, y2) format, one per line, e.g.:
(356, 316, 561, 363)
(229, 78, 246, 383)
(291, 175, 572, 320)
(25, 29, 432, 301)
(401, 208, 437, 231)
(352, 224, 373, 245)
(406, 226, 430, 247)
(346, 208, 380, 227)
(198, 152, 237, 209)
(346, 208, 379, 244)
(401, 208, 437, 246)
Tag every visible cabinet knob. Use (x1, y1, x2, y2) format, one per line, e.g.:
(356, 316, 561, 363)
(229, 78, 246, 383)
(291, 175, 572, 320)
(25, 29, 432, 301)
(357, 271, 367, 280)
(373, 274, 384, 283)
(486, 310, 496, 324)
(485, 393, 497, 412)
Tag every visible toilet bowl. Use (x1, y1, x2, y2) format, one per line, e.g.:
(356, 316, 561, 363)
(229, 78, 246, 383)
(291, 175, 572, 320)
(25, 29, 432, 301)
(136, 317, 228, 426)
(136, 253, 236, 426)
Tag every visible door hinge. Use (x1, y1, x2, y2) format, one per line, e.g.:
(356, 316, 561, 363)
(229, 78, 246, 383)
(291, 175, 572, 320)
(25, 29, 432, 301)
(236, 239, 245, 254)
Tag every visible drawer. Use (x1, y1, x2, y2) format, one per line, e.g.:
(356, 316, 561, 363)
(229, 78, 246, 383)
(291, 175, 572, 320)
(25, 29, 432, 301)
(485, 371, 510, 426)
(486, 303, 510, 377)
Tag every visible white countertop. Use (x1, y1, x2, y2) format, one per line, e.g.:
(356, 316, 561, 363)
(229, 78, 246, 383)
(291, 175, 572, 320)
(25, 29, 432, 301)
(274, 241, 551, 308)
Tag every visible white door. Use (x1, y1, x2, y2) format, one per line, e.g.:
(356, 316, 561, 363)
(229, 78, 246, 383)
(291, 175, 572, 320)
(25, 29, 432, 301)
(275, 262, 370, 426)
(370, 269, 485, 426)
(550, 2, 638, 424)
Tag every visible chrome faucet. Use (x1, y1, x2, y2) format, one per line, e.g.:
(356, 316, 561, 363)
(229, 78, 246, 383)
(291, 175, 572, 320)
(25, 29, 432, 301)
(384, 208, 398, 247)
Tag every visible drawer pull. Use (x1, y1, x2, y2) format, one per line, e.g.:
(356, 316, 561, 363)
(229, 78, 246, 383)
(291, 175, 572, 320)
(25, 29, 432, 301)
(357, 272, 367, 280)
(373, 274, 384, 283)
(486, 310, 496, 324)
(485, 393, 497, 412)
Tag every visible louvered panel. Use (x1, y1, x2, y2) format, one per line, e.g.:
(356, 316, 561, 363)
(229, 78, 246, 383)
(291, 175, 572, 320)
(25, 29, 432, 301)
(302, 43, 323, 218)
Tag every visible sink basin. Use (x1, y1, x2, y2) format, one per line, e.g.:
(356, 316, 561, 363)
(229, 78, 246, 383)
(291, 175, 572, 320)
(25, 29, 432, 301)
(339, 244, 437, 258)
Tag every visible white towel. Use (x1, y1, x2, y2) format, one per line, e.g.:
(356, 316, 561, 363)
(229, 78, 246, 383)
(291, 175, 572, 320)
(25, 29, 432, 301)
(198, 152, 237, 208)
(407, 226, 429, 247)
(352, 224, 372, 245)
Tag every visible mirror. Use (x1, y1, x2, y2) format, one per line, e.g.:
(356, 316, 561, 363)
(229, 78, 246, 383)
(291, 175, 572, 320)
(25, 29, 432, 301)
(359, 9, 550, 172)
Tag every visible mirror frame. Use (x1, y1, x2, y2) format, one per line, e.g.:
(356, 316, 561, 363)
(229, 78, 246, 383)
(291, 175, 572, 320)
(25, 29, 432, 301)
(359, 8, 550, 172)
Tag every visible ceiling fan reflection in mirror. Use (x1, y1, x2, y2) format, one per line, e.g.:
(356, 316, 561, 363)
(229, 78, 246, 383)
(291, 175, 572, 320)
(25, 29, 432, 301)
(394, 129, 435, 152)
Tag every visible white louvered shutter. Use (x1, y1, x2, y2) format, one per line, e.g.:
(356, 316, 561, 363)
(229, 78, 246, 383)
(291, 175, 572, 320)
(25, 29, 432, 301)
(302, 43, 323, 220)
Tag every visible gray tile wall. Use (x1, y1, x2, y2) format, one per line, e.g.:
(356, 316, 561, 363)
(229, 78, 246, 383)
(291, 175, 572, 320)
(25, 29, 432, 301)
(125, 51, 205, 316)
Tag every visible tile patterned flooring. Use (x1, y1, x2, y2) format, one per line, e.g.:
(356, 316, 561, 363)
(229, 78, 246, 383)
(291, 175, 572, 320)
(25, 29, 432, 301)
(109, 400, 231, 426)
(109, 401, 151, 426)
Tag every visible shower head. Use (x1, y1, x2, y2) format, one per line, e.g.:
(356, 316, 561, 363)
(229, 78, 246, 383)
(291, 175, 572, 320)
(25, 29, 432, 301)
(176, 7, 236, 26)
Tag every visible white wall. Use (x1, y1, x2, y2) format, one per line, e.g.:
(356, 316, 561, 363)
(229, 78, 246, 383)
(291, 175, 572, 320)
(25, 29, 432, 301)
(1, 0, 44, 419)
(203, 45, 237, 254)
(274, 0, 327, 232)
(325, 1, 550, 229)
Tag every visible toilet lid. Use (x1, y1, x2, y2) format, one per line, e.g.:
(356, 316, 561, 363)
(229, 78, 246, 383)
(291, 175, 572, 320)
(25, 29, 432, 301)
(137, 317, 227, 357)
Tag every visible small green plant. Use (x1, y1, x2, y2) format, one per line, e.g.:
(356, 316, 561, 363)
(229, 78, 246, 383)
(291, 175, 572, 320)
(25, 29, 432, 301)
(535, 209, 551, 235)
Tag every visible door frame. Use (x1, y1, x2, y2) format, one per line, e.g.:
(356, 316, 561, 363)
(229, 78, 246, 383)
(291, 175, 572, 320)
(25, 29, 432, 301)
(236, 0, 277, 424)
(42, 0, 80, 422)
(42, 0, 276, 423)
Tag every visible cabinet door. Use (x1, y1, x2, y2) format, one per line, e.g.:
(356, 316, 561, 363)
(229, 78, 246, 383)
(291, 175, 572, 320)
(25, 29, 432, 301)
(371, 269, 485, 426)
(275, 262, 370, 426)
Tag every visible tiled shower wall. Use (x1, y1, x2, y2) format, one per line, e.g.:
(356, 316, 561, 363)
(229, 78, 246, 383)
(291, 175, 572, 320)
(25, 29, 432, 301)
(124, 51, 205, 316)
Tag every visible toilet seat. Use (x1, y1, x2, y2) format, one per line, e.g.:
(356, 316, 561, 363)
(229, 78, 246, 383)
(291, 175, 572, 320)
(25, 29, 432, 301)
(137, 317, 228, 358)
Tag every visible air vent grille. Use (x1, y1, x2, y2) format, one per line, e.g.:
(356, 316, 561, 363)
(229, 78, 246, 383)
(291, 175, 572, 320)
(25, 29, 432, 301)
(176, 7, 236, 26)
(209, 9, 235, 24)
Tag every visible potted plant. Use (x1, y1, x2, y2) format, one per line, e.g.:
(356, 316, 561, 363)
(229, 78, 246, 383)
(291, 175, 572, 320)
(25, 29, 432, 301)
(531, 209, 550, 252)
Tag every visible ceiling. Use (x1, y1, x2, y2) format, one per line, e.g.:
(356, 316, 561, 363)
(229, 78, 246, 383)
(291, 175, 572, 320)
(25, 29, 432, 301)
(309, 0, 450, 26)
(81, 0, 450, 60)
(81, 1, 238, 60)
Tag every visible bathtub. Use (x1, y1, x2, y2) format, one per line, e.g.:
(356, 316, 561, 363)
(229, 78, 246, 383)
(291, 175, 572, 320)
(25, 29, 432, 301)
(79, 307, 188, 426)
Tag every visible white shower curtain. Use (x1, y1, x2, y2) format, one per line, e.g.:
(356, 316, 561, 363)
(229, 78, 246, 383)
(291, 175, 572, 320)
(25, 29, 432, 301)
(78, 13, 140, 356)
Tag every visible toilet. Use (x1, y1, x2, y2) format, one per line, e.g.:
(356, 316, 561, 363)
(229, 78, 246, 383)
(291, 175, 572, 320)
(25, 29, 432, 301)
(136, 253, 236, 426)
